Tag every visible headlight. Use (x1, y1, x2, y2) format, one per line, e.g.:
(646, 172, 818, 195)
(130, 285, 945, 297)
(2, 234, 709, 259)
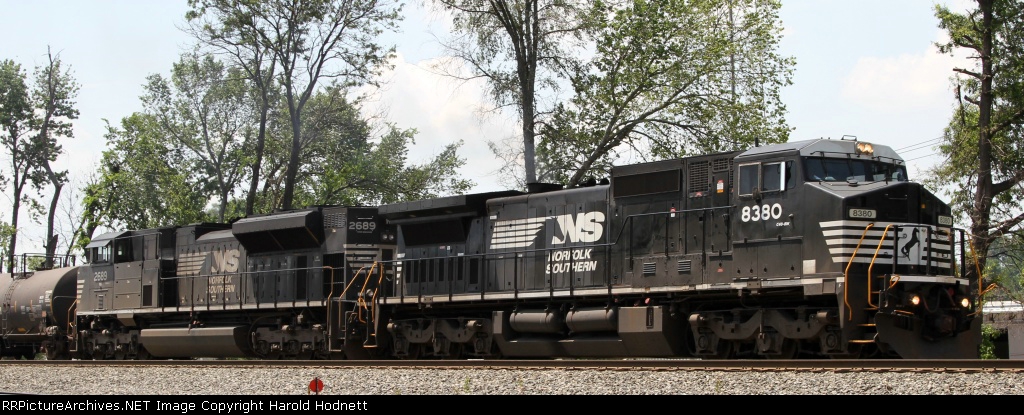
(959, 297, 971, 309)
(856, 142, 874, 156)
(906, 293, 921, 307)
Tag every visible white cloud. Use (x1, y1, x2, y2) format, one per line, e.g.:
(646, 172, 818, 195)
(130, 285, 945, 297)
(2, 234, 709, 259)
(360, 53, 518, 193)
(841, 31, 970, 111)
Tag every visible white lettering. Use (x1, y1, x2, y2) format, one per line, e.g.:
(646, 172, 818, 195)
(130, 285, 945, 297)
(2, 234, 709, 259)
(545, 249, 598, 274)
(551, 212, 606, 245)
(210, 249, 240, 273)
(741, 203, 783, 223)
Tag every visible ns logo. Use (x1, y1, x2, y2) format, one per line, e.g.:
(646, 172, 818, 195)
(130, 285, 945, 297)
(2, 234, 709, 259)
(550, 212, 606, 245)
(210, 249, 241, 274)
(490, 211, 607, 250)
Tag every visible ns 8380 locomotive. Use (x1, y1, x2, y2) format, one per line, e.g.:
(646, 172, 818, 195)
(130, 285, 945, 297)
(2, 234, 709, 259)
(0, 137, 982, 360)
(376, 137, 981, 360)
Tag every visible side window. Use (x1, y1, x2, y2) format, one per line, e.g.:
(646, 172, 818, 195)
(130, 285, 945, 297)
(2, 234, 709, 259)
(785, 161, 794, 188)
(96, 246, 111, 263)
(762, 162, 784, 192)
(738, 164, 759, 196)
(739, 162, 789, 196)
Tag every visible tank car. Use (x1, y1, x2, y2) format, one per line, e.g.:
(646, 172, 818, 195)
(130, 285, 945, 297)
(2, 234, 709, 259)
(0, 256, 78, 360)
(371, 137, 981, 359)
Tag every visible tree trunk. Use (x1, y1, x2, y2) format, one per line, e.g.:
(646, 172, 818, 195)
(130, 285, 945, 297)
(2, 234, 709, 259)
(44, 182, 63, 267)
(281, 111, 303, 211)
(969, 0, 995, 287)
(245, 105, 269, 216)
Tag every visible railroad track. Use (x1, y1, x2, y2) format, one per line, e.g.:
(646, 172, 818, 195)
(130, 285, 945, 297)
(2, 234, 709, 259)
(3, 358, 1023, 373)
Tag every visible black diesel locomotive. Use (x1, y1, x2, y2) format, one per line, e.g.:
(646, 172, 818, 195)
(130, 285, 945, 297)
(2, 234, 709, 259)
(0, 138, 982, 360)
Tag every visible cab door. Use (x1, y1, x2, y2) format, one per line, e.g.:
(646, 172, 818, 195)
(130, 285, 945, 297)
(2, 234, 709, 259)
(733, 160, 799, 281)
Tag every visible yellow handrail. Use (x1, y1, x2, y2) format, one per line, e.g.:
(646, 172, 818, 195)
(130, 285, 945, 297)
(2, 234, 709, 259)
(866, 224, 894, 310)
(843, 223, 873, 321)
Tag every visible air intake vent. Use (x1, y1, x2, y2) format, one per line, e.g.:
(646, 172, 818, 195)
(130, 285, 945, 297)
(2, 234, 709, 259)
(642, 262, 657, 277)
(324, 212, 346, 228)
(677, 260, 692, 273)
(689, 161, 709, 193)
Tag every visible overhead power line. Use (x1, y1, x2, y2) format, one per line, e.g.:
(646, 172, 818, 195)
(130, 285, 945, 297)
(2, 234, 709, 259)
(896, 136, 944, 153)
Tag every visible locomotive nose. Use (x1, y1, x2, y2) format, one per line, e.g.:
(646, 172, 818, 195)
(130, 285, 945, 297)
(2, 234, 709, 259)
(926, 313, 957, 339)
(844, 181, 952, 226)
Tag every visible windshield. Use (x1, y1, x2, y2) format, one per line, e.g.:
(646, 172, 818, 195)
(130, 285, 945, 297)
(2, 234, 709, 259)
(803, 157, 907, 183)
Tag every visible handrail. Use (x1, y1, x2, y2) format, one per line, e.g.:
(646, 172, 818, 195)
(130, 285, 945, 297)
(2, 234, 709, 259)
(374, 206, 727, 299)
(843, 223, 874, 321)
(866, 224, 894, 310)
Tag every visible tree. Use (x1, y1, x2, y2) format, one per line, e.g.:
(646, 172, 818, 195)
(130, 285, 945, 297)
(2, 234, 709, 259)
(232, 84, 474, 211)
(141, 52, 254, 222)
(983, 234, 1024, 303)
(430, 0, 597, 188)
(538, 0, 793, 187)
(31, 47, 80, 266)
(186, 0, 281, 216)
(87, 114, 211, 233)
(187, 0, 403, 211)
(0, 59, 45, 273)
(931, 0, 1024, 294)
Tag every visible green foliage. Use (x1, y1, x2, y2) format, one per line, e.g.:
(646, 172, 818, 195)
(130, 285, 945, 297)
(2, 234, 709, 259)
(980, 324, 1000, 359)
(1, 56, 69, 271)
(0, 222, 15, 271)
(89, 113, 212, 232)
(980, 235, 1024, 303)
(927, 0, 1024, 290)
(232, 85, 474, 213)
(187, 0, 404, 210)
(432, 0, 599, 186)
(538, 0, 793, 187)
(141, 51, 255, 222)
(32, 49, 80, 261)
(437, 0, 793, 188)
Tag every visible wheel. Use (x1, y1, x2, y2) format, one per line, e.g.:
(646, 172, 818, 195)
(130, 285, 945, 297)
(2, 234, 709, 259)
(398, 343, 422, 360)
(43, 341, 70, 360)
(702, 340, 736, 360)
(441, 343, 464, 360)
(829, 343, 863, 359)
(770, 339, 799, 360)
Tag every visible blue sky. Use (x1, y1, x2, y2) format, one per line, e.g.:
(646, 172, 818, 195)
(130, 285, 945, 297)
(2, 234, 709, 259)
(1, 0, 973, 252)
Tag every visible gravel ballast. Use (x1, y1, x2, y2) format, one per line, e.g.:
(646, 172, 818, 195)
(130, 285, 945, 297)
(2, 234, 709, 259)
(2, 366, 1023, 395)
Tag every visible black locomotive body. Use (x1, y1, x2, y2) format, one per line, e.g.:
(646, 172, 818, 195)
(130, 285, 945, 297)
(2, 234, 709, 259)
(0, 138, 982, 360)
(375, 138, 980, 359)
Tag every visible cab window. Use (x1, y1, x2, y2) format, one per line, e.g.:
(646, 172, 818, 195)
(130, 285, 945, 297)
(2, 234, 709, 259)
(804, 157, 908, 182)
(90, 245, 111, 264)
(738, 164, 759, 196)
(738, 161, 789, 196)
(762, 162, 784, 192)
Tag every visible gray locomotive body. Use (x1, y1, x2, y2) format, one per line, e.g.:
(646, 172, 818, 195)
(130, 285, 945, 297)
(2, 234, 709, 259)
(376, 138, 980, 359)
(60, 205, 396, 360)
